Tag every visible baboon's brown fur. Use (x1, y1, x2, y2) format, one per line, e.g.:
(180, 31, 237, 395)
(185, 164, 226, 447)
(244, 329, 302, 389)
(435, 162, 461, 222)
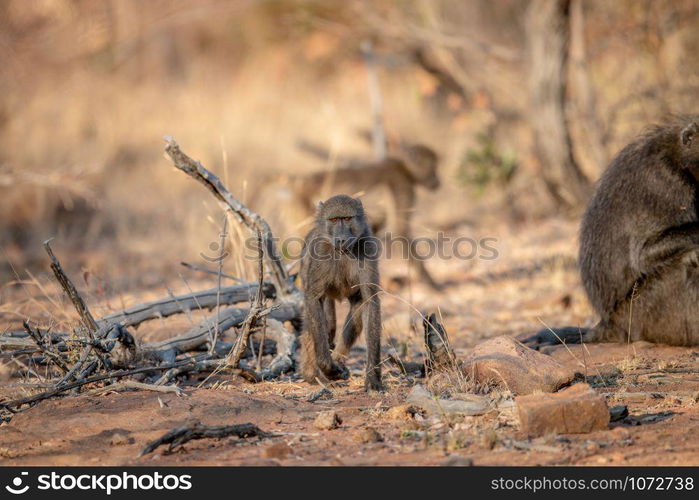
(291, 139, 442, 289)
(299, 195, 383, 391)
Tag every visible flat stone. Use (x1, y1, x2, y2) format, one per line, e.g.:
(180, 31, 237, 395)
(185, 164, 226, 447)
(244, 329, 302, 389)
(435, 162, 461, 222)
(516, 383, 609, 437)
(384, 404, 424, 421)
(263, 442, 293, 459)
(441, 455, 474, 466)
(354, 427, 383, 443)
(461, 336, 575, 395)
(314, 410, 342, 430)
(406, 385, 491, 416)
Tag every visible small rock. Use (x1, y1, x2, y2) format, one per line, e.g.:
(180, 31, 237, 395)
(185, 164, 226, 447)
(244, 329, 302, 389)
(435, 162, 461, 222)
(462, 336, 575, 395)
(610, 427, 631, 439)
(354, 427, 383, 444)
(109, 433, 134, 446)
(314, 410, 342, 430)
(480, 428, 498, 450)
(609, 405, 629, 422)
(307, 387, 333, 403)
(406, 385, 491, 416)
(441, 455, 473, 466)
(263, 442, 293, 459)
(516, 383, 609, 437)
(385, 404, 424, 421)
(585, 441, 600, 452)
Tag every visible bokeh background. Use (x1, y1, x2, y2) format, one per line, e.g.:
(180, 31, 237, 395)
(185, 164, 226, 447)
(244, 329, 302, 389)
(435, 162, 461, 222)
(1, 0, 698, 332)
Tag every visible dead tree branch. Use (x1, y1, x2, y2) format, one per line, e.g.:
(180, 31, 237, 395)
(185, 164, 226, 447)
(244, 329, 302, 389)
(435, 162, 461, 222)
(0, 358, 204, 412)
(142, 302, 299, 356)
(139, 422, 270, 457)
(180, 261, 244, 283)
(163, 137, 297, 298)
(227, 231, 266, 368)
(22, 321, 69, 374)
(99, 282, 275, 328)
(44, 239, 98, 336)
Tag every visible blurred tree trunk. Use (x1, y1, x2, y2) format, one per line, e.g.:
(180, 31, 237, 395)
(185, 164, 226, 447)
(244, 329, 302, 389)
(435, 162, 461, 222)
(525, 0, 592, 210)
(569, 0, 608, 173)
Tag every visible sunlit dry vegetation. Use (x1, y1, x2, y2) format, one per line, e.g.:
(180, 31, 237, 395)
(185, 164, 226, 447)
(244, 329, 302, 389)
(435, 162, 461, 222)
(0, 0, 698, 466)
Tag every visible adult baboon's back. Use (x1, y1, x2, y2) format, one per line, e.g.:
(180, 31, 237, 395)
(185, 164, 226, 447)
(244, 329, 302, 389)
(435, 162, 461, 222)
(524, 117, 699, 347)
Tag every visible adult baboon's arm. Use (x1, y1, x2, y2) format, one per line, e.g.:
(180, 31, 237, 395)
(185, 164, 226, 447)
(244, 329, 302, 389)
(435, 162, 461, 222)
(637, 222, 699, 273)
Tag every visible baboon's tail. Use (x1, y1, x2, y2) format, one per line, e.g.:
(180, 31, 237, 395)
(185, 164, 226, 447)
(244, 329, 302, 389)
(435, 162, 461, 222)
(517, 326, 592, 350)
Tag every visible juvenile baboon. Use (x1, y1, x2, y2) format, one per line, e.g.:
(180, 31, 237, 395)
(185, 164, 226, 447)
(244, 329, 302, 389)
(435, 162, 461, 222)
(299, 194, 383, 391)
(291, 139, 442, 289)
(523, 117, 699, 348)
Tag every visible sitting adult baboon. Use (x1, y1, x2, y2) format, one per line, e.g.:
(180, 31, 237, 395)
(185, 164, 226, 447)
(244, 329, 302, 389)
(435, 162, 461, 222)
(289, 138, 442, 290)
(523, 117, 699, 348)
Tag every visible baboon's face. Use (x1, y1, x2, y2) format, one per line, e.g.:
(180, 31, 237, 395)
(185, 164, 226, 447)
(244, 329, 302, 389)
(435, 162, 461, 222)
(317, 195, 367, 249)
(680, 121, 699, 169)
(405, 145, 440, 190)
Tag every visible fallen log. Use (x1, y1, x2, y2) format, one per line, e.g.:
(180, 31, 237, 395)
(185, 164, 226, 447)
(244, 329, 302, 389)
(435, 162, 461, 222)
(258, 319, 297, 380)
(99, 282, 276, 328)
(142, 302, 300, 356)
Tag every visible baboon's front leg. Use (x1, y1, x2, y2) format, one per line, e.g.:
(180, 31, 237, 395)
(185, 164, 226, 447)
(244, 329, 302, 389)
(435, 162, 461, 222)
(323, 297, 337, 349)
(303, 296, 347, 382)
(332, 292, 363, 362)
(359, 281, 383, 391)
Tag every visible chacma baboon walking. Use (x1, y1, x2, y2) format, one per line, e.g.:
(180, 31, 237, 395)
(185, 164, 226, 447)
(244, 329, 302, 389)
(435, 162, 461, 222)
(299, 194, 383, 391)
(523, 117, 699, 348)
(291, 138, 442, 289)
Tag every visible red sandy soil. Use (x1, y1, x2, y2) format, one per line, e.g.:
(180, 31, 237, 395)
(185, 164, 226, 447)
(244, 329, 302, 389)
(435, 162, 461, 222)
(0, 218, 697, 466)
(0, 341, 697, 466)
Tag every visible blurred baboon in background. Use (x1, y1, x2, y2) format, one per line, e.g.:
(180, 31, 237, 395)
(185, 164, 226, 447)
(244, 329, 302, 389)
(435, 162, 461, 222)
(290, 136, 442, 289)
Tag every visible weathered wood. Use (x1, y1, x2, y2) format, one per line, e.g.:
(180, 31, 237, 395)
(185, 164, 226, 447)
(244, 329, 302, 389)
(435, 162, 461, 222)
(139, 422, 270, 456)
(42, 241, 113, 384)
(142, 302, 301, 355)
(43, 240, 98, 335)
(164, 138, 298, 298)
(0, 358, 206, 412)
(99, 282, 276, 328)
(23, 322, 69, 374)
(83, 380, 184, 397)
(258, 319, 297, 380)
(180, 261, 244, 283)
(228, 231, 266, 368)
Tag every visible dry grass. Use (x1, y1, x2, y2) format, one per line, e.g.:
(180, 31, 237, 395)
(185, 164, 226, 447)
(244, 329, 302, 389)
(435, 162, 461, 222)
(1, 0, 697, 363)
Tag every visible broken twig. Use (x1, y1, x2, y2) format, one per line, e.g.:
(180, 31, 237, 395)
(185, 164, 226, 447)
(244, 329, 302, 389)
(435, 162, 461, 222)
(139, 422, 270, 456)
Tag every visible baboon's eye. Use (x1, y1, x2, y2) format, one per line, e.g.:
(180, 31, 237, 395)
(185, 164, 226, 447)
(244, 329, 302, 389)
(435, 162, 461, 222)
(343, 217, 352, 222)
(329, 217, 339, 223)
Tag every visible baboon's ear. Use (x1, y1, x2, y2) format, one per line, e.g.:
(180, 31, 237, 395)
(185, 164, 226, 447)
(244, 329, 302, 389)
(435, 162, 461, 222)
(316, 201, 324, 212)
(681, 122, 698, 147)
